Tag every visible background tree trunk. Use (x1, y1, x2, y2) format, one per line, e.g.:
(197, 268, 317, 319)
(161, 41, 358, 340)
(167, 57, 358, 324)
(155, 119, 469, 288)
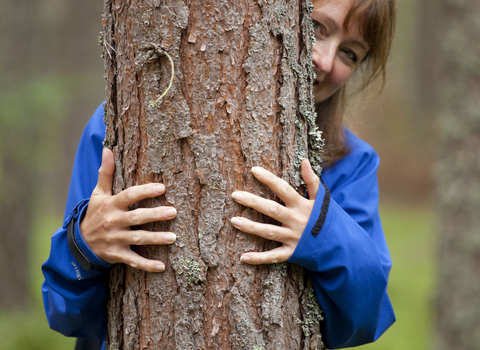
(103, 0, 324, 348)
(0, 0, 103, 310)
(434, 0, 480, 349)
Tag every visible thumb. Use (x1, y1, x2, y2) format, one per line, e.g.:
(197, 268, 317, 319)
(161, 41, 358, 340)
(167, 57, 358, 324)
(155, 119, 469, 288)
(301, 159, 320, 199)
(96, 148, 115, 195)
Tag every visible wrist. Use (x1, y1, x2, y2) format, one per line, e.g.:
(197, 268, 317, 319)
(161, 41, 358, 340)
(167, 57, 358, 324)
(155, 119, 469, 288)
(66, 200, 113, 272)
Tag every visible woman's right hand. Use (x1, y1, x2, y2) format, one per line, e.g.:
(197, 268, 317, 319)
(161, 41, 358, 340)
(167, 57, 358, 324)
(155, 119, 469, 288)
(79, 148, 177, 272)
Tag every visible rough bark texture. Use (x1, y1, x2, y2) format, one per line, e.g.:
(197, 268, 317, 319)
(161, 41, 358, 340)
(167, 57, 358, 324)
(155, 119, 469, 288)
(102, 0, 324, 349)
(434, 0, 480, 349)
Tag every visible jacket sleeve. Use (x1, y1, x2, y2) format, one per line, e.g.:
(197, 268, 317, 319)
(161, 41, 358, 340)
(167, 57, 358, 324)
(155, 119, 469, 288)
(288, 132, 395, 349)
(41, 104, 112, 341)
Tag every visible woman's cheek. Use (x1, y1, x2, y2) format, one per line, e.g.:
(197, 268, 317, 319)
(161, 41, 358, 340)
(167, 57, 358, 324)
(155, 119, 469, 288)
(335, 64, 354, 83)
(329, 65, 355, 88)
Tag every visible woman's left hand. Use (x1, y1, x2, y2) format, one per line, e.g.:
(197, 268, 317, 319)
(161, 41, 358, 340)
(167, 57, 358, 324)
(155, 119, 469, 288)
(231, 159, 320, 264)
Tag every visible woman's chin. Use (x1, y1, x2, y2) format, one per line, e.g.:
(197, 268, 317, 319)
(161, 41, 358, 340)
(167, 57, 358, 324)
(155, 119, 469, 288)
(313, 83, 341, 104)
(313, 88, 329, 104)
(313, 82, 328, 103)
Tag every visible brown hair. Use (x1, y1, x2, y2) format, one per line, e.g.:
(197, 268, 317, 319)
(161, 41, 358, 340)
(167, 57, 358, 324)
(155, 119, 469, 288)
(317, 0, 396, 166)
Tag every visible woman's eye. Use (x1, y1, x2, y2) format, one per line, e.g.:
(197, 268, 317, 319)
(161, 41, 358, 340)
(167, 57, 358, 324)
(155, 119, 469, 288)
(342, 49, 358, 63)
(312, 20, 326, 37)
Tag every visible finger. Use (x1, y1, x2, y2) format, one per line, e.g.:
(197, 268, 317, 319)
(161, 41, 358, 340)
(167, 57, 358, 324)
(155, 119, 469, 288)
(231, 217, 291, 243)
(301, 159, 320, 199)
(121, 206, 177, 227)
(97, 148, 115, 195)
(113, 182, 166, 208)
(232, 191, 291, 223)
(121, 250, 167, 272)
(240, 246, 292, 265)
(126, 230, 177, 246)
(251, 167, 303, 207)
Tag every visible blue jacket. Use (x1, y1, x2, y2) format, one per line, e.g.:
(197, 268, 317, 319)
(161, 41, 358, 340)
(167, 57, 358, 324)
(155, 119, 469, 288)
(42, 103, 395, 349)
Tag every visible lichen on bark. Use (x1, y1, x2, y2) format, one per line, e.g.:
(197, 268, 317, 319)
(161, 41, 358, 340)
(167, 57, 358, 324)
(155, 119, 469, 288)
(103, 0, 325, 349)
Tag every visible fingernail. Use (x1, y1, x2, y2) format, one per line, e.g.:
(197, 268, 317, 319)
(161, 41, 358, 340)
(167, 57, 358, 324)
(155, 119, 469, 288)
(156, 264, 165, 272)
(251, 167, 264, 176)
(166, 207, 177, 217)
(231, 217, 242, 227)
(232, 192, 244, 201)
(165, 233, 176, 243)
(155, 184, 165, 193)
(240, 255, 251, 262)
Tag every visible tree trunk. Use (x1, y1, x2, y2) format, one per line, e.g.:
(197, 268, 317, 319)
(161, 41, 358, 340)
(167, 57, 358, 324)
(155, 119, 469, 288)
(434, 0, 480, 349)
(0, 152, 31, 309)
(102, 0, 324, 349)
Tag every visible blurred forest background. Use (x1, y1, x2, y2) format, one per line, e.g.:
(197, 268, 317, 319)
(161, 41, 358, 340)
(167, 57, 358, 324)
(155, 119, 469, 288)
(0, 0, 440, 349)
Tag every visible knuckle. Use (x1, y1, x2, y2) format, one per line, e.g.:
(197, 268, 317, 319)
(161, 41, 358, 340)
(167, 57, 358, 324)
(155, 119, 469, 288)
(123, 188, 134, 203)
(130, 211, 141, 225)
(100, 197, 115, 213)
(245, 220, 255, 233)
(151, 234, 162, 245)
(279, 183, 292, 197)
(268, 204, 281, 217)
(246, 195, 255, 207)
(132, 231, 141, 243)
(98, 166, 107, 178)
(102, 214, 115, 230)
(129, 258, 138, 268)
(145, 185, 155, 198)
(103, 247, 117, 262)
(270, 254, 279, 264)
(266, 227, 279, 241)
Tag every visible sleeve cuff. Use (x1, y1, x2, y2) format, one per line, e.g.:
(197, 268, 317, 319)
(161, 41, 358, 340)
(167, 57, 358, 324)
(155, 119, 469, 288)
(65, 199, 113, 271)
(288, 179, 331, 270)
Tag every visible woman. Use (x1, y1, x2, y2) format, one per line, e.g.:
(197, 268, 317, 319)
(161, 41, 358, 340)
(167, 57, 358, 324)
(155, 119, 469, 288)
(42, 0, 396, 348)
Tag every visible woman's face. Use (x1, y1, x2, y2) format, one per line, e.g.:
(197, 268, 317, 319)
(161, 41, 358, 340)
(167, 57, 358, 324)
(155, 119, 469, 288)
(311, 0, 370, 103)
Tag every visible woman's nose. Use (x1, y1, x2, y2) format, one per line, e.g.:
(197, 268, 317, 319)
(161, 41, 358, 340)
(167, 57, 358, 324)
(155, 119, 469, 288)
(313, 40, 335, 74)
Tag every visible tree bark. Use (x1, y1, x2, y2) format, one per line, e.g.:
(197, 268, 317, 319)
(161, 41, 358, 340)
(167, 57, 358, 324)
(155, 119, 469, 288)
(102, 0, 324, 349)
(434, 0, 480, 349)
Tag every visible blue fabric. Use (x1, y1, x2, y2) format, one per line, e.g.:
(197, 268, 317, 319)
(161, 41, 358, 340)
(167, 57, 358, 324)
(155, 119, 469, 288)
(42, 104, 109, 347)
(288, 129, 395, 348)
(42, 104, 395, 349)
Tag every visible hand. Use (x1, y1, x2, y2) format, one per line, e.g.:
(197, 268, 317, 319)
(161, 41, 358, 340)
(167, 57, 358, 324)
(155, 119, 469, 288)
(79, 148, 177, 272)
(230, 159, 320, 264)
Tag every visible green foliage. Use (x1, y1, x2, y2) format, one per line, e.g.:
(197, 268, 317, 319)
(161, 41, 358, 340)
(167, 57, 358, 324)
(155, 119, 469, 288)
(0, 307, 75, 350)
(0, 74, 69, 204)
(0, 75, 67, 129)
(0, 75, 68, 164)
